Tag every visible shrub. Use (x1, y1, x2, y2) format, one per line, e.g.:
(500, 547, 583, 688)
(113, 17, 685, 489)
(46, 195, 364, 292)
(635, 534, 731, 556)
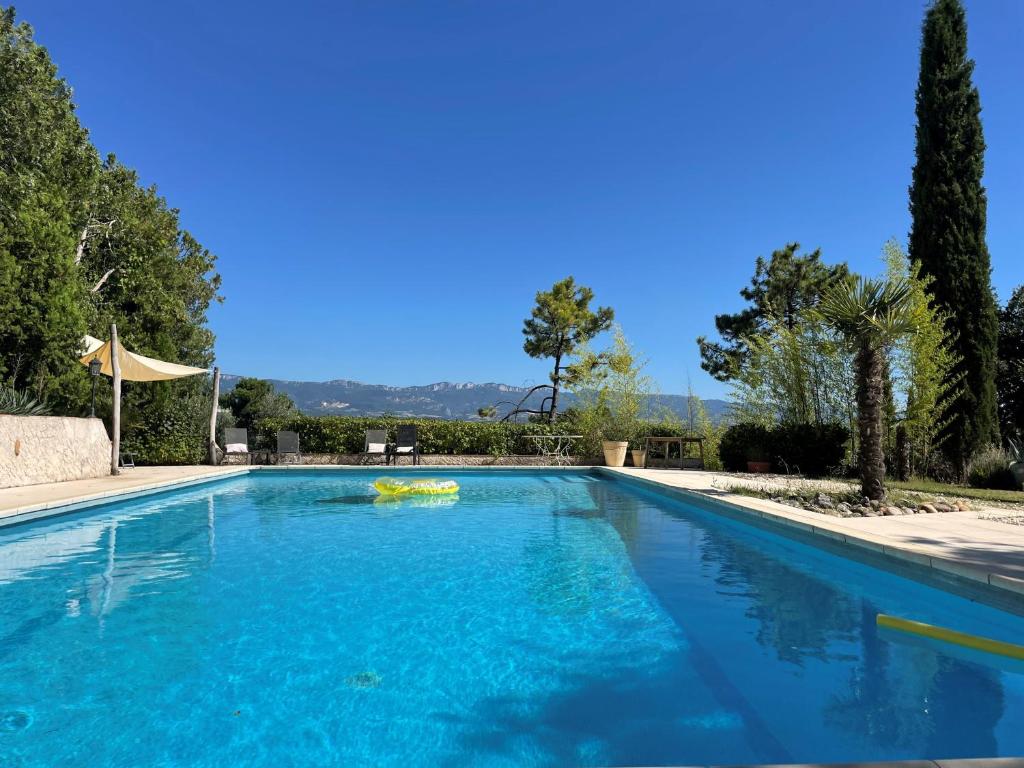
(967, 446, 1018, 490)
(121, 391, 209, 465)
(253, 416, 562, 456)
(719, 423, 772, 471)
(719, 421, 849, 476)
(252, 414, 698, 458)
(0, 387, 51, 416)
(769, 422, 850, 477)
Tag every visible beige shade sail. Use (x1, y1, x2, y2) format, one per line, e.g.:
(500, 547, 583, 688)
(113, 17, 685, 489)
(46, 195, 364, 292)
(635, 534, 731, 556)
(79, 335, 208, 382)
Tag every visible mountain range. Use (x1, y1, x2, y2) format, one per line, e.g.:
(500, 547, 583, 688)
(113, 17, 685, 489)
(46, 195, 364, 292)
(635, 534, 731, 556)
(221, 375, 730, 423)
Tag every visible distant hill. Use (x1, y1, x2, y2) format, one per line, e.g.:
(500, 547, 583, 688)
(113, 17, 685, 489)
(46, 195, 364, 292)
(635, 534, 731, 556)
(221, 376, 730, 423)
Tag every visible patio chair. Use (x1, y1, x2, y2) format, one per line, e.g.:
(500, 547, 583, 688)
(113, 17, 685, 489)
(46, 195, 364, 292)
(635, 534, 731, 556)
(223, 427, 250, 465)
(361, 429, 389, 465)
(391, 424, 419, 465)
(276, 430, 301, 464)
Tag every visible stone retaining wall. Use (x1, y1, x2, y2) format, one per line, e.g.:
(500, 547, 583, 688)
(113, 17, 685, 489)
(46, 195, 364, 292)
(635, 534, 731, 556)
(0, 415, 111, 489)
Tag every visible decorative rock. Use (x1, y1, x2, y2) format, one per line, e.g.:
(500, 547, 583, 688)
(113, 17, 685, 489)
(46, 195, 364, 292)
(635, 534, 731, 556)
(902, 507, 916, 516)
(882, 506, 901, 516)
(934, 502, 952, 513)
(836, 502, 854, 517)
(920, 503, 938, 514)
(869, 500, 882, 510)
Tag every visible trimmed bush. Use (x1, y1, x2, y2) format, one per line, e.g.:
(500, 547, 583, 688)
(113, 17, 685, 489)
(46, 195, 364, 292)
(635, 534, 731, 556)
(254, 416, 561, 456)
(770, 422, 850, 477)
(719, 421, 849, 477)
(252, 415, 692, 458)
(719, 423, 772, 472)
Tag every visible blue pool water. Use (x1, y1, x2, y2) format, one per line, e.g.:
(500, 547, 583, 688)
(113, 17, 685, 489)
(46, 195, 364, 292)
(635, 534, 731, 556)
(2, 470, 1024, 767)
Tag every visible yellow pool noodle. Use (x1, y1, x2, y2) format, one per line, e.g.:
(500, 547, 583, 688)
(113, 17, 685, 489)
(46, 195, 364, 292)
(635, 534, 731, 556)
(877, 614, 1024, 660)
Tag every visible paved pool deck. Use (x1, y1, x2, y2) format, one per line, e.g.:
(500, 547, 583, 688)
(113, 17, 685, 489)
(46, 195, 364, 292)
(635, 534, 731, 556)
(2, 464, 1023, 603)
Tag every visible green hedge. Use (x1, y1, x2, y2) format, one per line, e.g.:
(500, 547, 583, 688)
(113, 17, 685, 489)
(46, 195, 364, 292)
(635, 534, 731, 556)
(253, 416, 560, 455)
(719, 422, 849, 477)
(253, 415, 688, 456)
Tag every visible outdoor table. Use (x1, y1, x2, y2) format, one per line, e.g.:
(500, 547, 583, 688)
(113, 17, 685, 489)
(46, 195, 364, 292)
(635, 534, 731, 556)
(527, 435, 582, 466)
(644, 436, 705, 470)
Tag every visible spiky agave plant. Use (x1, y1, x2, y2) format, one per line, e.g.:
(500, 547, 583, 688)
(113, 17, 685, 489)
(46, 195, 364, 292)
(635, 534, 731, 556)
(0, 387, 52, 416)
(819, 276, 919, 500)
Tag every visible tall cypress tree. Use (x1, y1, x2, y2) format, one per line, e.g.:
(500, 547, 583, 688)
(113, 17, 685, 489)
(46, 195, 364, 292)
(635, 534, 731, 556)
(908, 0, 999, 476)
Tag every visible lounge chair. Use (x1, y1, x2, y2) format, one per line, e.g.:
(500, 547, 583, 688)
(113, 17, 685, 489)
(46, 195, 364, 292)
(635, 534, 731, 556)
(276, 430, 301, 464)
(361, 429, 389, 465)
(224, 427, 250, 465)
(390, 424, 419, 465)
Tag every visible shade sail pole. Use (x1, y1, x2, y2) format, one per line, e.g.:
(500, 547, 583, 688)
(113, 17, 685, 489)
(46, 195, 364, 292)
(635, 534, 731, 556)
(110, 324, 121, 476)
(208, 366, 221, 465)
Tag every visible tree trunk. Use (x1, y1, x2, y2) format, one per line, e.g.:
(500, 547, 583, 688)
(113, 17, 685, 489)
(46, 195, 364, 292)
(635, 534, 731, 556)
(856, 341, 886, 500)
(209, 367, 221, 465)
(549, 352, 562, 421)
(894, 424, 911, 482)
(110, 324, 121, 476)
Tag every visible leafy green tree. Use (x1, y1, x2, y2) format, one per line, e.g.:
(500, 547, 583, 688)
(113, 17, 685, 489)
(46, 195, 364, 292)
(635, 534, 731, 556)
(522, 276, 613, 420)
(820, 277, 919, 500)
(884, 241, 962, 475)
(221, 378, 297, 430)
(729, 314, 855, 431)
(908, 0, 1000, 475)
(698, 243, 848, 381)
(998, 286, 1024, 439)
(569, 329, 651, 456)
(0, 8, 98, 408)
(684, 386, 725, 471)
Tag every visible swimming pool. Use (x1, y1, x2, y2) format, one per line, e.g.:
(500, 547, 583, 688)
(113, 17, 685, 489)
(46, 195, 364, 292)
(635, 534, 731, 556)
(1, 469, 1023, 766)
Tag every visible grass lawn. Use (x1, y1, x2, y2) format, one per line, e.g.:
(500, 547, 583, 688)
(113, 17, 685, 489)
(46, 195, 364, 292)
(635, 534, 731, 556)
(886, 478, 1024, 504)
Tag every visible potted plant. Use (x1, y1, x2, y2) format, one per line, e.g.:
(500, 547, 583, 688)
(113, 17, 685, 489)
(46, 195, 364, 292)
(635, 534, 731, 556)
(630, 438, 647, 468)
(746, 442, 771, 473)
(569, 329, 651, 469)
(601, 433, 630, 468)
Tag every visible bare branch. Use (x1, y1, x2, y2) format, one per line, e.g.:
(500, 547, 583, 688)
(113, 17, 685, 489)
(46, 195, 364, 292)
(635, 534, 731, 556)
(90, 267, 116, 293)
(73, 219, 117, 264)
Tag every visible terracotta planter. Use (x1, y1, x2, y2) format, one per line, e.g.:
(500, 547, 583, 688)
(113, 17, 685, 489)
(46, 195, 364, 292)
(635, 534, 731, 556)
(746, 460, 771, 473)
(602, 440, 629, 468)
(631, 449, 647, 468)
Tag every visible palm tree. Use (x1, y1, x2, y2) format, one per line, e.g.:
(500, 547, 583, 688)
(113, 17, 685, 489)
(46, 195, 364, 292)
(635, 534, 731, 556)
(819, 277, 918, 500)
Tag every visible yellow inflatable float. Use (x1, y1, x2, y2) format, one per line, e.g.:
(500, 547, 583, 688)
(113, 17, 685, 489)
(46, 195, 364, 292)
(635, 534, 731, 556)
(877, 614, 1024, 660)
(373, 476, 460, 496)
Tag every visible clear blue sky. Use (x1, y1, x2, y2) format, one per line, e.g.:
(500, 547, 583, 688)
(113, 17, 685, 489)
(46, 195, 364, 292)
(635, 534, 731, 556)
(17, 0, 1024, 398)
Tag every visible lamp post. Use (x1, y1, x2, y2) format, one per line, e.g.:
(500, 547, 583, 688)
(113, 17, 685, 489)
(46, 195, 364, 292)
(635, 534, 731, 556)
(89, 357, 102, 417)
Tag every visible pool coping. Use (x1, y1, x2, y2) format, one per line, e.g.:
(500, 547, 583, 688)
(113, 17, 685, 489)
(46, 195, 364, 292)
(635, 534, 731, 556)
(597, 467, 1024, 612)
(3, 464, 1023, 609)
(0, 467, 250, 528)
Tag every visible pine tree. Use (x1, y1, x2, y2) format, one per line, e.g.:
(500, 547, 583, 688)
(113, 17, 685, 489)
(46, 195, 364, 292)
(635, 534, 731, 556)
(697, 243, 847, 382)
(908, 0, 1000, 476)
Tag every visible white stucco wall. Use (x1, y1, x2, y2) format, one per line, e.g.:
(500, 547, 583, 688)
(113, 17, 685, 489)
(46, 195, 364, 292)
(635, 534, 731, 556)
(0, 415, 111, 489)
